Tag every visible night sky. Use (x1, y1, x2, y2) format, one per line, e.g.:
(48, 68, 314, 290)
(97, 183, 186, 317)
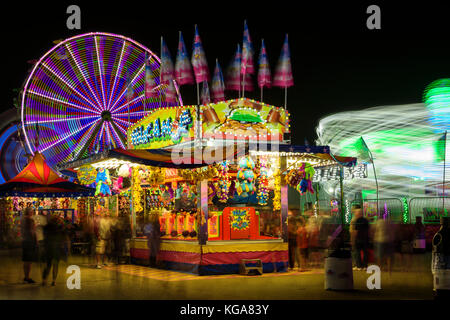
(2, 1, 450, 145)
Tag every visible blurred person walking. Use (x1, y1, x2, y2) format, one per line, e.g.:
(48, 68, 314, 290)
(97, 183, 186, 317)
(33, 210, 48, 272)
(374, 217, 394, 274)
(121, 210, 132, 264)
(111, 215, 124, 264)
(396, 223, 414, 271)
(95, 212, 112, 268)
(144, 214, 161, 268)
(287, 214, 298, 270)
(21, 207, 38, 283)
(351, 205, 370, 270)
(306, 216, 321, 268)
(82, 214, 95, 263)
(42, 215, 66, 286)
(296, 217, 309, 271)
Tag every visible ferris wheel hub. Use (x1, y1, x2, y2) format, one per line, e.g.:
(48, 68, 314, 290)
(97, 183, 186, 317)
(101, 110, 112, 121)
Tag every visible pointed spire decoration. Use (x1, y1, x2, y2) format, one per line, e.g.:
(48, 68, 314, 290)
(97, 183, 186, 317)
(191, 25, 210, 84)
(241, 20, 255, 75)
(201, 81, 211, 105)
(175, 31, 195, 85)
(165, 80, 178, 105)
(274, 34, 294, 109)
(160, 37, 175, 85)
(273, 34, 294, 88)
(211, 59, 226, 103)
(144, 53, 158, 101)
(226, 44, 242, 92)
(257, 39, 272, 89)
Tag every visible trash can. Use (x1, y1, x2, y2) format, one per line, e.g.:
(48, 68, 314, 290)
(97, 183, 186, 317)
(432, 217, 450, 298)
(324, 248, 353, 290)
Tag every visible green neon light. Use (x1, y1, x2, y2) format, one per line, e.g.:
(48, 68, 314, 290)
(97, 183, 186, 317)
(401, 197, 409, 223)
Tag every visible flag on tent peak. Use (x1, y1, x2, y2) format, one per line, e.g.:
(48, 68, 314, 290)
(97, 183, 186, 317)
(354, 136, 373, 163)
(175, 32, 194, 86)
(434, 131, 447, 163)
(144, 53, 158, 98)
(273, 34, 294, 88)
(165, 80, 178, 105)
(226, 44, 242, 91)
(201, 81, 211, 105)
(125, 71, 134, 102)
(211, 59, 225, 103)
(191, 25, 210, 83)
(257, 39, 272, 89)
(160, 37, 175, 85)
(241, 20, 255, 75)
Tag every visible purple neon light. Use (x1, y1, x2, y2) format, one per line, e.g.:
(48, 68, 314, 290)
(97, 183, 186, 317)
(21, 32, 182, 168)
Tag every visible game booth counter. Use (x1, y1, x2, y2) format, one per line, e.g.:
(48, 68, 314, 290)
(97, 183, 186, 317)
(0, 152, 95, 247)
(58, 98, 357, 275)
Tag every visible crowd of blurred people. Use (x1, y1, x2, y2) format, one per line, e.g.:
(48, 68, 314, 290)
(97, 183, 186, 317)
(20, 207, 132, 285)
(287, 204, 425, 272)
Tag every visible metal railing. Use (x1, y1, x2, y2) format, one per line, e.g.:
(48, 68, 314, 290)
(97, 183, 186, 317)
(349, 198, 405, 223)
(409, 197, 450, 224)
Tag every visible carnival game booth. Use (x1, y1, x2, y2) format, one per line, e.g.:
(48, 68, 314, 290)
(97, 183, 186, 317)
(0, 152, 95, 246)
(60, 98, 357, 275)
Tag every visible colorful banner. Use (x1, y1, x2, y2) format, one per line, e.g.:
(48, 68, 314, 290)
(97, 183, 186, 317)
(208, 211, 221, 238)
(201, 98, 289, 140)
(128, 106, 196, 149)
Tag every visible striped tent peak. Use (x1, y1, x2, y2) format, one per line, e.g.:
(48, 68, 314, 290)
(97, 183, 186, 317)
(7, 152, 67, 185)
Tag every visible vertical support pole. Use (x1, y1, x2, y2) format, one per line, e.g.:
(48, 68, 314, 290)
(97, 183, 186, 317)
(280, 155, 288, 242)
(339, 165, 345, 226)
(443, 131, 447, 213)
(198, 179, 208, 245)
(131, 167, 136, 239)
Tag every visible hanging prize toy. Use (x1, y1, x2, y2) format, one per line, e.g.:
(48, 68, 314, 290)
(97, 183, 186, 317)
(235, 156, 256, 197)
(95, 168, 112, 197)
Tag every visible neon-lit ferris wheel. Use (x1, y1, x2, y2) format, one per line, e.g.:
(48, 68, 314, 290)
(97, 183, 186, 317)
(21, 32, 182, 167)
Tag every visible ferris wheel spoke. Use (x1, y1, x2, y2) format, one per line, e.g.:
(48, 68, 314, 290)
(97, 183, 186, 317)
(27, 90, 101, 115)
(111, 94, 145, 114)
(98, 121, 106, 146)
(107, 41, 127, 109)
(40, 62, 100, 112)
(111, 117, 133, 130)
(72, 119, 104, 158)
(39, 118, 100, 153)
(113, 110, 149, 118)
(66, 43, 104, 112)
(109, 64, 145, 111)
(25, 115, 99, 125)
(94, 36, 107, 111)
(108, 121, 126, 148)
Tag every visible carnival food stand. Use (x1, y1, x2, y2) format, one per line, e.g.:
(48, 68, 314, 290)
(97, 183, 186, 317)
(58, 98, 356, 275)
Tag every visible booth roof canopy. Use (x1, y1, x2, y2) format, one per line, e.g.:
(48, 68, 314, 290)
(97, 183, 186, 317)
(60, 144, 356, 170)
(0, 152, 95, 197)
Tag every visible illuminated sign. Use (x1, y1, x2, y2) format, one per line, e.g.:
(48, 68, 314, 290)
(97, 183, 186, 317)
(127, 106, 196, 149)
(202, 98, 289, 141)
(230, 208, 250, 231)
(313, 163, 368, 182)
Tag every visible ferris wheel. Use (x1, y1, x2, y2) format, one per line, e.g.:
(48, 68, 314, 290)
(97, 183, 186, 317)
(21, 32, 182, 168)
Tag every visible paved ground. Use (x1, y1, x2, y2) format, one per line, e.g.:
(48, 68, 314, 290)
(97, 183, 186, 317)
(0, 249, 434, 300)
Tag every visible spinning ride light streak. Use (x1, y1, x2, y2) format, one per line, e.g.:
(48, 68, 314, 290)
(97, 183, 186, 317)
(316, 102, 450, 198)
(21, 32, 182, 168)
(0, 124, 29, 183)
